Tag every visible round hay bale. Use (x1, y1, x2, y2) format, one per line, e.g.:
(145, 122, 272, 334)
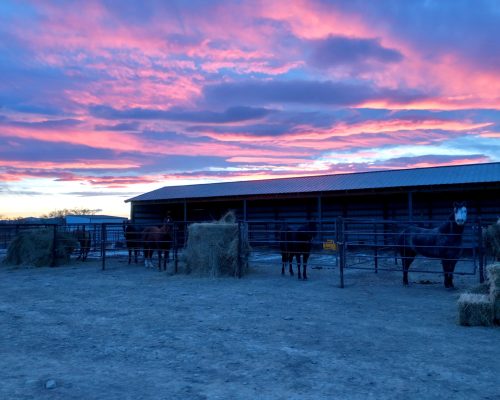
(457, 293, 493, 327)
(484, 222, 500, 260)
(184, 214, 250, 277)
(3, 228, 78, 267)
(486, 263, 500, 289)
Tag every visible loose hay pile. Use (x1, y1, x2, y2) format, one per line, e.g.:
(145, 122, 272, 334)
(457, 262, 500, 326)
(4, 228, 78, 267)
(184, 212, 250, 277)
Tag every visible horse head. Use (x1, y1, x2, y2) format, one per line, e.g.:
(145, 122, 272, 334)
(453, 201, 467, 226)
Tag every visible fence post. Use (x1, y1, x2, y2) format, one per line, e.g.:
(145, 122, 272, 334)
(174, 225, 178, 274)
(337, 217, 345, 288)
(51, 224, 57, 267)
(237, 221, 242, 278)
(374, 222, 378, 274)
(477, 219, 484, 283)
(101, 223, 107, 270)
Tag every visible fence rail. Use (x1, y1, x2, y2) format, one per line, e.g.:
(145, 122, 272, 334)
(0, 217, 491, 287)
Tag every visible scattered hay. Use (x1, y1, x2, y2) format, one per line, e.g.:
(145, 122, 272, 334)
(457, 293, 493, 327)
(184, 212, 250, 277)
(3, 228, 78, 267)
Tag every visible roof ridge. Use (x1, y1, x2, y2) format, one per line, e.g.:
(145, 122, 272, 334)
(126, 162, 500, 203)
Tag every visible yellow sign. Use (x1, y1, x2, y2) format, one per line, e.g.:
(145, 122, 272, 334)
(323, 240, 337, 251)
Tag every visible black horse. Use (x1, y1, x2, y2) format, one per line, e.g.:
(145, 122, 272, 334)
(280, 222, 316, 280)
(398, 202, 467, 288)
(123, 220, 141, 264)
(74, 226, 91, 261)
(142, 218, 173, 271)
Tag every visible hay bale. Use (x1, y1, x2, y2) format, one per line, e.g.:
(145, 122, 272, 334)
(486, 263, 500, 290)
(457, 293, 493, 327)
(483, 263, 500, 324)
(184, 212, 250, 277)
(3, 228, 78, 267)
(467, 282, 490, 295)
(484, 222, 500, 260)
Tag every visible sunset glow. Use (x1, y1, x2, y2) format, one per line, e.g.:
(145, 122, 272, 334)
(1, 0, 499, 218)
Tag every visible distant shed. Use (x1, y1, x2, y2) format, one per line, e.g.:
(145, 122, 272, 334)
(65, 215, 127, 225)
(126, 163, 500, 225)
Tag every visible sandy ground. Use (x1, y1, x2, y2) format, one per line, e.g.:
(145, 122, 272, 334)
(1, 256, 499, 400)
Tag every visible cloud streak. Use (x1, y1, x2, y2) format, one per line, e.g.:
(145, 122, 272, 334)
(0, 0, 498, 218)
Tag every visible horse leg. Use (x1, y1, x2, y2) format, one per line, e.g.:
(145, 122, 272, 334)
(302, 252, 310, 281)
(401, 248, 415, 286)
(134, 248, 139, 264)
(157, 249, 162, 271)
(297, 254, 302, 280)
(128, 248, 132, 264)
(281, 253, 286, 275)
(289, 253, 294, 276)
(164, 250, 169, 271)
(442, 259, 457, 289)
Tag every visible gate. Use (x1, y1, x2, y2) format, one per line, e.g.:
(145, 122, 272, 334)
(337, 218, 484, 288)
(0, 218, 486, 287)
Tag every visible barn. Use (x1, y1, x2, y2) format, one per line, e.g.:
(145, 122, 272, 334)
(126, 162, 500, 226)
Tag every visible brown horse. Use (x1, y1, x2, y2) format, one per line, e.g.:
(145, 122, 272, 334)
(74, 226, 91, 261)
(280, 221, 316, 280)
(123, 220, 141, 264)
(398, 202, 467, 288)
(142, 218, 173, 270)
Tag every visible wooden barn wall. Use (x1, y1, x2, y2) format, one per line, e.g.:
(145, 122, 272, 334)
(130, 185, 500, 227)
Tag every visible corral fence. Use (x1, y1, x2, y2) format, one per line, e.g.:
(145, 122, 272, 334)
(0, 218, 492, 287)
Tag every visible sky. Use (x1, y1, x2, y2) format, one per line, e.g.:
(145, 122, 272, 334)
(1, 0, 499, 218)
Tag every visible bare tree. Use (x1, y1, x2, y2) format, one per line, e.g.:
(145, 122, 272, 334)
(42, 208, 102, 218)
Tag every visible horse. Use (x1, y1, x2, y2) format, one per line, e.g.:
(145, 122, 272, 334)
(398, 202, 467, 288)
(142, 218, 173, 270)
(74, 226, 91, 261)
(279, 223, 293, 276)
(280, 222, 316, 280)
(123, 220, 141, 264)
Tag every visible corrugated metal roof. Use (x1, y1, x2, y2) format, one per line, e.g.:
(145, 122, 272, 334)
(126, 162, 500, 203)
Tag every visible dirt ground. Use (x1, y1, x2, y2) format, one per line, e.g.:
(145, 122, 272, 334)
(1, 256, 499, 400)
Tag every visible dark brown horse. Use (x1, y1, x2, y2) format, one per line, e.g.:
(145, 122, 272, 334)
(142, 218, 173, 270)
(74, 226, 91, 261)
(280, 221, 316, 280)
(398, 202, 467, 288)
(123, 220, 141, 264)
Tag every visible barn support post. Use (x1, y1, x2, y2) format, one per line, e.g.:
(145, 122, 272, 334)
(183, 200, 187, 224)
(337, 217, 345, 288)
(374, 222, 378, 274)
(174, 225, 178, 274)
(408, 191, 414, 221)
(101, 223, 107, 270)
(477, 219, 485, 283)
(243, 199, 247, 221)
(317, 196, 323, 242)
(237, 221, 243, 278)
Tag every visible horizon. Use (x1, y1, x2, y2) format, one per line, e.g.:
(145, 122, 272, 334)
(1, 1, 499, 218)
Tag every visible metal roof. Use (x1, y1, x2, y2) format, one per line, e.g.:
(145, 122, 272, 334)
(126, 162, 500, 203)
